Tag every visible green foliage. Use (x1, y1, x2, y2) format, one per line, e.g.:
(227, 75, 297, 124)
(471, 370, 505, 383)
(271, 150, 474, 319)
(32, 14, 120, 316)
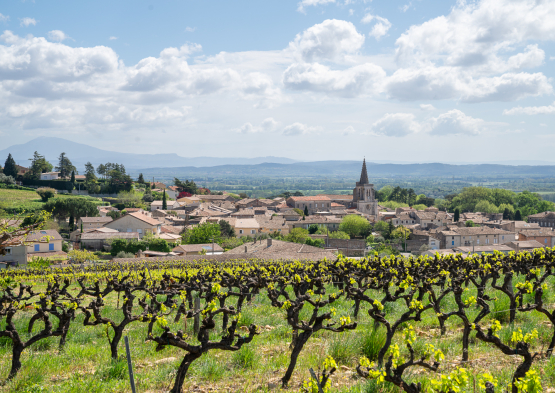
(0, 173, 16, 185)
(232, 346, 257, 369)
(391, 226, 410, 240)
(304, 206, 309, 216)
(28, 257, 51, 268)
(308, 224, 319, 234)
(454, 208, 460, 222)
(36, 187, 56, 202)
(162, 190, 167, 210)
(44, 197, 99, 221)
(305, 237, 324, 248)
(219, 220, 235, 238)
(465, 220, 475, 227)
(109, 237, 171, 256)
(475, 200, 499, 213)
(286, 228, 309, 244)
(55, 152, 77, 178)
(183, 223, 221, 244)
(360, 327, 386, 361)
(25, 151, 53, 180)
(373, 221, 389, 235)
(293, 208, 304, 217)
(339, 215, 371, 238)
(173, 178, 198, 194)
(411, 204, 428, 211)
(329, 230, 350, 239)
(379, 200, 409, 210)
(3, 154, 18, 179)
(138, 173, 144, 183)
(515, 210, 522, 221)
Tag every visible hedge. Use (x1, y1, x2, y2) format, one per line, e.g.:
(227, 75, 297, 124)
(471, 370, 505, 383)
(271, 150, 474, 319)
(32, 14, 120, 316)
(21, 179, 74, 191)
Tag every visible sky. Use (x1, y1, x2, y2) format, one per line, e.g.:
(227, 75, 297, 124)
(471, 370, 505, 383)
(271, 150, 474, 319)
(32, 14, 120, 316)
(0, 0, 555, 163)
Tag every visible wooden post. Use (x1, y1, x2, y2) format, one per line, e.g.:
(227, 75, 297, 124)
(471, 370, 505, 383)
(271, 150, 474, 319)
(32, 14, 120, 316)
(194, 296, 200, 335)
(124, 336, 137, 393)
(309, 368, 324, 393)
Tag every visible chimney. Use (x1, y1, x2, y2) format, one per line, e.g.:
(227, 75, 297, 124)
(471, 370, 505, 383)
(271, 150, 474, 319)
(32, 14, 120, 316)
(267, 238, 272, 247)
(244, 246, 248, 253)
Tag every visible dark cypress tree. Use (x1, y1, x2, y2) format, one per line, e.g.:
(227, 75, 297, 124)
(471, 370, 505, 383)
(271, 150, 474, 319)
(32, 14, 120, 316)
(162, 190, 167, 210)
(387, 221, 395, 240)
(515, 210, 522, 221)
(3, 154, 18, 178)
(138, 173, 144, 183)
(69, 215, 75, 231)
(503, 208, 510, 220)
(304, 206, 309, 216)
(454, 208, 460, 222)
(70, 170, 75, 184)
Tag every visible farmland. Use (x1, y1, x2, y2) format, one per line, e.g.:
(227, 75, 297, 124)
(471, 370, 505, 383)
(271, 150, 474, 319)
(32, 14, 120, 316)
(0, 188, 44, 216)
(0, 253, 555, 393)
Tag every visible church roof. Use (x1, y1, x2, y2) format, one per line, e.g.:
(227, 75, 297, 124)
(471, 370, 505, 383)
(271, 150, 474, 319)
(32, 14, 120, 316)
(359, 159, 369, 185)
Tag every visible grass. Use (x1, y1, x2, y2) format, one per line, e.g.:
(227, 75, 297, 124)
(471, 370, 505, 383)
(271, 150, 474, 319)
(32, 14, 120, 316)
(0, 279, 554, 393)
(0, 188, 43, 215)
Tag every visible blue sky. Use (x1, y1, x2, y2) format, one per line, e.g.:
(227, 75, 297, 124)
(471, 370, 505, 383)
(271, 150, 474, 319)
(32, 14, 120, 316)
(1, 0, 554, 162)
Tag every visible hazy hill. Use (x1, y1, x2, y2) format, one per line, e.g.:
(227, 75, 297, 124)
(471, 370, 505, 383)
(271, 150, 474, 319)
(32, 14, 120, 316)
(0, 137, 297, 170)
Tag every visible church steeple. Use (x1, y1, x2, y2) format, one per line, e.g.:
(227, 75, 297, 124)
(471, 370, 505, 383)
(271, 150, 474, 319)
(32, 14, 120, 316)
(359, 158, 369, 185)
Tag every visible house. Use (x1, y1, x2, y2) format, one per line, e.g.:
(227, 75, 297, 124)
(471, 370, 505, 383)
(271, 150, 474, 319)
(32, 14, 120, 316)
(158, 233, 182, 243)
(166, 186, 180, 199)
(77, 216, 113, 230)
(80, 231, 140, 251)
(104, 211, 162, 238)
(289, 215, 342, 232)
(318, 194, 353, 207)
(172, 244, 224, 256)
(70, 226, 119, 242)
(518, 229, 555, 247)
(505, 240, 546, 251)
(527, 212, 555, 228)
(453, 245, 513, 255)
(194, 194, 236, 203)
(152, 182, 167, 190)
(40, 172, 60, 180)
(235, 218, 260, 237)
(97, 206, 119, 217)
(255, 215, 290, 235)
(405, 230, 440, 252)
(286, 196, 331, 215)
(176, 196, 201, 207)
(150, 200, 181, 211)
(0, 230, 66, 266)
(437, 227, 515, 249)
(225, 238, 336, 260)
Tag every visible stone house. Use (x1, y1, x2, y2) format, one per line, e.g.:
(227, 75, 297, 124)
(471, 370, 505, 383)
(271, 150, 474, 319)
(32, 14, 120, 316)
(80, 231, 139, 251)
(104, 211, 162, 238)
(518, 229, 555, 247)
(172, 244, 224, 256)
(288, 216, 342, 232)
(0, 230, 65, 266)
(527, 212, 555, 228)
(235, 218, 260, 237)
(151, 200, 181, 211)
(286, 196, 331, 215)
(77, 216, 113, 230)
(438, 227, 515, 249)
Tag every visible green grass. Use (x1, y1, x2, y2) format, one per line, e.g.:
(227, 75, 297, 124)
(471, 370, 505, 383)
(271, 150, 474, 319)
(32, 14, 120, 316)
(0, 188, 44, 215)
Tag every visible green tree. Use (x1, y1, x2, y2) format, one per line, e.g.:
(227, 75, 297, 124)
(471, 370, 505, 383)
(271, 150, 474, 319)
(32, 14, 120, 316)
(450, 187, 494, 213)
(515, 210, 522, 221)
(70, 170, 76, 185)
(84, 162, 96, 182)
(339, 215, 371, 238)
(474, 200, 498, 213)
(36, 187, 56, 202)
(286, 228, 309, 244)
(293, 208, 304, 217)
(465, 220, 475, 227)
(55, 152, 77, 178)
(219, 219, 235, 238)
(44, 198, 99, 222)
(96, 164, 106, 179)
(304, 206, 309, 216)
(308, 224, 319, 234)
(162, 190, 167, 210)
(373, 220, 389, 235)
(27, 151, 52, 179)
(454, 208, 460, 222)
(391, 226, 410, 240)
(328, 230, 350, 239)
(138, 173, 144, 183)
(500, 204, 515, 220)
(183, 222, 221, 244)
(3, 154, 18, 178)
(173, 178, 198, 194)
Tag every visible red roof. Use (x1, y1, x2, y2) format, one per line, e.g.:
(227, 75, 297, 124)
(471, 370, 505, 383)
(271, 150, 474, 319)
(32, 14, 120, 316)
(288, 196, 331, 201)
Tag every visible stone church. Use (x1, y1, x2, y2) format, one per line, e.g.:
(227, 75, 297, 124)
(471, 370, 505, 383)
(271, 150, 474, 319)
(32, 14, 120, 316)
(352, 159, 378, 218)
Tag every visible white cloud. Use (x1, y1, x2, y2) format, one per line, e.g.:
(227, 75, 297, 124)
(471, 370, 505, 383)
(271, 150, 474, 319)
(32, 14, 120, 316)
(400, 3, 412, 12)
(297, 0, 335, 13)
(283, 122, 321, 136)
(428, 109, 484, 135)
(236, 117, 279, 134)
(369, 113, 421, 137)
(420, 104, 435, 111)
(289, 19, 365, 62)
(185, 27, 196, 32)
(369, 110, 487, 137)
(342, 125, 356, 135)
(504, 101, 555, 115)
(48, 30, 70, 42)
(0, 13, 9, 23)
(109, 36, 118, 40)
(362, 14, 391, 40)
(282, 62, 385, 97)
(20, 17, 36, 27)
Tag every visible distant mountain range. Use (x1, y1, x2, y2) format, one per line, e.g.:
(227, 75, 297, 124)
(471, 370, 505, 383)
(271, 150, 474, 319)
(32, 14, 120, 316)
(0, 137, 298, 170)
(131, 161, 555, 179)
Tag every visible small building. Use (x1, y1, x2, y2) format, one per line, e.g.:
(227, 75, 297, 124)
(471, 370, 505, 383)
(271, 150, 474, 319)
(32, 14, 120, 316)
(80, 231, 140, 251)
(40, 172, 60, 180)
(104, 211, 162, 238)
(527, 212, 555, 228)
(0, 230, 66, 266)
(505, 240, 546, 251)
(286, 196, 331, 215)
(235, 218, 260, 237)
(172, 244, 224, 256)
(518, 229, 555, 247)
(77, 216, 113, 230)
(453, 245, 513, 255)
(151, 200, 181, 211)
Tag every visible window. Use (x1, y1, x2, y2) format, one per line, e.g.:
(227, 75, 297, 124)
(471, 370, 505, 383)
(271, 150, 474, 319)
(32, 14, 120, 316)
(138, 229, 143, 234)
(486, 239, 489, 244)
(34, 244, 40, 252)
(452, 241, 455, 245)
(545, 238, 548, 244)
(476, 239, 480, 245)
(502, 236, 504, 240)
(239, 230, 243, 234)
(49, 243, 54, 251)
(251, 230, 255, 234)
(5, 247, 11, 255)
(127, 229, 132, 232)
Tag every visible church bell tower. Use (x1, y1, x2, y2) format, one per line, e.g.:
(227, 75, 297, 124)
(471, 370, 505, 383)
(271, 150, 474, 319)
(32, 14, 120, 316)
(353, 159, 378, 218)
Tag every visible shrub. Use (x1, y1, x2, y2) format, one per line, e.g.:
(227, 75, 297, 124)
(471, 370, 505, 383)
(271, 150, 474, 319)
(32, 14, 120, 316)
(232, 346, 257, 369)
(0, 173, 15, 185)
(115, 251, 135, 258)
(359, 327, 386, 361)
(36, 187, 57, 202)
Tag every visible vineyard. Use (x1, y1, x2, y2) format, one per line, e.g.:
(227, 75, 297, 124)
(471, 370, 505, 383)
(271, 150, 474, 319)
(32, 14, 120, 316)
(1, 252, 555, 393)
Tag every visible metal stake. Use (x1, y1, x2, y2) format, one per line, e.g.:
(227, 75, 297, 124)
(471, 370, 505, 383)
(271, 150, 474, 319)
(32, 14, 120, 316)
(124, 336, 137, 393)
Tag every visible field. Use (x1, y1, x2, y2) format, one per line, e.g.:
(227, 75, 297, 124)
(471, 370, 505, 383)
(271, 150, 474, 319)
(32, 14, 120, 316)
(0, 188, 43, 216)
(1, 254, 555, 393)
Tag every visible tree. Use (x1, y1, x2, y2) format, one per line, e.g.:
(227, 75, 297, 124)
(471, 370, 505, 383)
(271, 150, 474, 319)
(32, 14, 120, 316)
(515, 210, 522, 221)
(339, 215, 371, 238)
(0, 173, 15, 185)
(55, 153, 77, 178)
(84, 162, 96, 182)
(27, 151, 52, 179)
(286, 228, 309, 244)
(474, 200, 498, 214)
(293, 208, 304, 217)
(36, 187, 56, 202)
(96, 164, 106, 179)
(304, 206, 309, 216)
(173, 178, 198, 194)
(373, 221, 389, 235)
(465, 220, 475, 227)
(162, 190, 167, 210)
(182, 223, 221, 244)
(454, 208, 460, 222)
(44, 198, 99, 222)
(138, 173, 144, 183)
(107, 210, 122, 220)
(219, 220, 235, 238)
(391, 226, 410, 241)
(329, 231, 350, 239)
(308, 224, 319, 234)
(3, 154, 18, 178)
(70, 170, 76, 185)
